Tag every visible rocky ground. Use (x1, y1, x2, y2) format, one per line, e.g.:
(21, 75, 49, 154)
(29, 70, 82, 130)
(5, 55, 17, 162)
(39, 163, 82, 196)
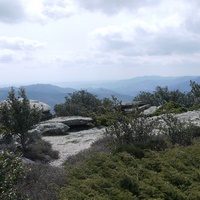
(42, 109, 200, 167)
(43, 128, 105, 167)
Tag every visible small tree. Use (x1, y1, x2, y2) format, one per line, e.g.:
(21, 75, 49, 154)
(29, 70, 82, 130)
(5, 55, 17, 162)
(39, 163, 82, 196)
(0, 87, 41, 153)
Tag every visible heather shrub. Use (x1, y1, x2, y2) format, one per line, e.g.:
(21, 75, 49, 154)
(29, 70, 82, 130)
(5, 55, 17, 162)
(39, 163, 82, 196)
(17, 163, 65, 200)
(24, 139, 59, 163)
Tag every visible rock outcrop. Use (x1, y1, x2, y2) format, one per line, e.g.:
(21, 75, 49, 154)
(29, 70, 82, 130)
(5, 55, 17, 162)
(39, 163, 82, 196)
(176, 110, 200, 126)
(29, 116, 93, 136)
(143, 106, 159, 115)
(46, 116, 93, 127)
(29, 122, 70, 136)
(29, 99, 52, 120)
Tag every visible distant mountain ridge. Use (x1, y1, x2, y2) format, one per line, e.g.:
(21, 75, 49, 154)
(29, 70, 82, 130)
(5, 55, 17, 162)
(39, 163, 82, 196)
(0, 76, 199, 112)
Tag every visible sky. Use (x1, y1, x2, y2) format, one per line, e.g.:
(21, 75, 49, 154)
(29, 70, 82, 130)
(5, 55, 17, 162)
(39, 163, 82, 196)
(0, 0, 200, 86)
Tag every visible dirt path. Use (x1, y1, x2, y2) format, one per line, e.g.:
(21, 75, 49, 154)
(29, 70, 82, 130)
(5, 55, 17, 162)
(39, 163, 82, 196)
(43, 128, 105, 167)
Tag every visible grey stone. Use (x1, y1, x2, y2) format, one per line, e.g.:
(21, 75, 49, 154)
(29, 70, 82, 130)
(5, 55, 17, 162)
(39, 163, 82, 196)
(46, 116, 93, 127)
(143, 106, 159, 115)
(29, 122, 70, 135)
(176, 110, 200, 126)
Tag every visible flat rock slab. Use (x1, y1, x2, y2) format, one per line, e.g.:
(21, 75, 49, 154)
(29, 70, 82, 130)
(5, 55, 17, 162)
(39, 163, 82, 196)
(46, 116, 93, 127)
(29, 122, 70, 135)
(43, 128, 105, 167)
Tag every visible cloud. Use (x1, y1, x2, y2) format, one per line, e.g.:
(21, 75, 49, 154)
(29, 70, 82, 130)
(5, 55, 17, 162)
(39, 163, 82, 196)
(90, 9, 200, 57)
(182, 0, 200, 34)
(0, 0, 25, 23)
(42, 0, 76, 19)
(74, 0, 159, 15)
(0, 50, 20, 63)
(0, 36, 45, 51)
(0, 0, 76, 24)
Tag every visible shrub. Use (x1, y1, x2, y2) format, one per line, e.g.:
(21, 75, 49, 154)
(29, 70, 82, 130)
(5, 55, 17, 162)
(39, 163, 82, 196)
(153, 101, 187, 116)
(105, 107, 159, 146)
(159, 113, 199, 146)
(17, 163, 65, 200)
(58, 142, 200, 199)
(0, 151, 26, 200)
(24, 139, 59, 163)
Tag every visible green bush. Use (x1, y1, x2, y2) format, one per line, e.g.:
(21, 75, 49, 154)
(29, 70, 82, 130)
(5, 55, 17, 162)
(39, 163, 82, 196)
(59, 141, 200, 199)
(0, 151, 26, 200)
(105, 107, 159, 146)
(153, 101, 187, 116)
(159, 113, 199, 146)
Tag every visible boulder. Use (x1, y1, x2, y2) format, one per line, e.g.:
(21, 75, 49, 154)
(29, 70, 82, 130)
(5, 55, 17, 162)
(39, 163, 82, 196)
(143, 106, 159, 115)
(29, 99, 52, 120)
(46, 116, 93, 127)
(176, 110, 200, 126)
(0, 99, 52, 120)
(29, 122, 70, 136)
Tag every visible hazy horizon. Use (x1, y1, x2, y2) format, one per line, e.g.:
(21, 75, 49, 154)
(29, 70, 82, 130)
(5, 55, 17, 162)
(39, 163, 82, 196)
(1, 75, 199, 89)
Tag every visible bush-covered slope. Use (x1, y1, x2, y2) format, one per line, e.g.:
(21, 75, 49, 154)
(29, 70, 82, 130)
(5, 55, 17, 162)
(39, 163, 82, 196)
(59, 141, 200, 200)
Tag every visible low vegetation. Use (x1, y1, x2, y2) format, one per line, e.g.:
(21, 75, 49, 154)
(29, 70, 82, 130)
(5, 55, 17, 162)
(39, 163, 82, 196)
(59, 141, 200, 199)
(0, 81, 200, 199)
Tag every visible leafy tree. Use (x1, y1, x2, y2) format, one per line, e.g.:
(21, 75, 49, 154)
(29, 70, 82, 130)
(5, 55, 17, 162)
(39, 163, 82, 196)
(134, 86, 186, 106)
(133, 91, 158, 106)
(0, 87, 41, 153)
(54, 90, 102, 117)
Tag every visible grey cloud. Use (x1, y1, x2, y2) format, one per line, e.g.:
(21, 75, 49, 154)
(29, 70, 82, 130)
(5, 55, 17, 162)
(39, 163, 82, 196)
(0, 36, 45, 51)
(74, 0, 159, 14)
(151, 31, 200, 55)
(0, 0, 25, 23)
(91, 23, 200, 57)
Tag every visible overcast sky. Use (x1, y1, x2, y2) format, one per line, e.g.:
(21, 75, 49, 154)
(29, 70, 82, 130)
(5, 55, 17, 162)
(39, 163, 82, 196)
(0, 0, 200, 86)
